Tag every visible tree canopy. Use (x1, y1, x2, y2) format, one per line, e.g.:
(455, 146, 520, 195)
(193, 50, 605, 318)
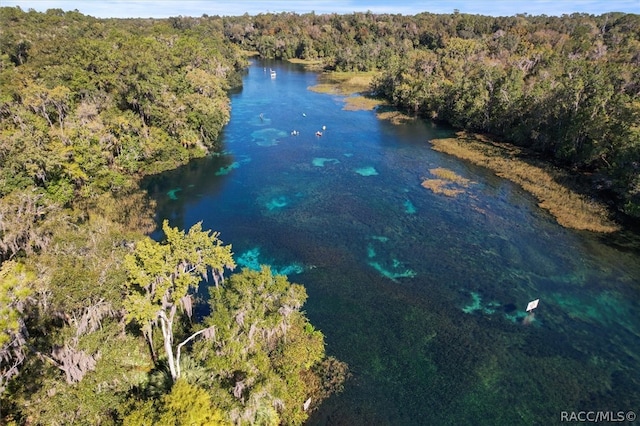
(2, 4, 638, 424)
(222, 10, 640, 219)
(0, 7, 346, 425)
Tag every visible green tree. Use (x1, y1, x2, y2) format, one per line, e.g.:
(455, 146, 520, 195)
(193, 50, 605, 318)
(123, 220, 235, 381)
(0, 261, 33, 394)
(199, 266, 344, 425)
(124, 379, 228, 426)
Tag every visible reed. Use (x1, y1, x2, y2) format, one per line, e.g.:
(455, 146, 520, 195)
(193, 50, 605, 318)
(429, 132, 620, 233)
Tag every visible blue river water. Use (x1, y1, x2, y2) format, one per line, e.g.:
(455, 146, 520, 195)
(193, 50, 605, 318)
(144, 60, 640, 425)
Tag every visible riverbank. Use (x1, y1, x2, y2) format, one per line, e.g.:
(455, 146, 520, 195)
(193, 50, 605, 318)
(300, 68, 620, 233)
(429, 132, 620, 233)
(306, 71, 386, 111)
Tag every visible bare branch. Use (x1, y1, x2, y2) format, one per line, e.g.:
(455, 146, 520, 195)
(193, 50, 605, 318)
(175, 325, 216, 379)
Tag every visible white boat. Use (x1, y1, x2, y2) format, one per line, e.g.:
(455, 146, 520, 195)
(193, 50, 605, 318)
(270, 69, 276, 78)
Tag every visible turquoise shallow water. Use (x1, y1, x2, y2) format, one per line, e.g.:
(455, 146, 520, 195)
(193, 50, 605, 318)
(145, 60, 640, 425)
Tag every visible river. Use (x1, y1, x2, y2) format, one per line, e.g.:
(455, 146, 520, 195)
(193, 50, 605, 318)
(144, 60, 640, 425)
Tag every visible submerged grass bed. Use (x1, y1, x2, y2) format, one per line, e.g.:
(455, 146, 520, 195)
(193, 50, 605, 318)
(421, 167, 471, 197)
(429, 132, 620, 233)
(430, 167, 471, 185)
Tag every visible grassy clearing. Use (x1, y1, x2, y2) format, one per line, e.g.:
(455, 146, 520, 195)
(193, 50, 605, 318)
(429, 132, 620, 233)
(421, 167, 471, 197)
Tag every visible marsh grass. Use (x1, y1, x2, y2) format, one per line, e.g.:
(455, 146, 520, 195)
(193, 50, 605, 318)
(308, 71, 379, 95)
(430, 132, 620, 233)
(287, 57, 325, 71)
(308, 71, 387, 111)
(287, 58, 323, 65)
(376, 110, 415, 125)
(343, 96, 384, 111)
(421, 167, 470, 197)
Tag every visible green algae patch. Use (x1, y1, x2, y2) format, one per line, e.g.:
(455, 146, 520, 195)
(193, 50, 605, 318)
(430, 132, 620, 233)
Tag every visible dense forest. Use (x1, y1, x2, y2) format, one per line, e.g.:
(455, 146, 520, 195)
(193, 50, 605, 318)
(1, 5, 639, 425)
(0, 7, 346, 425)
(222, 10, 640, 220)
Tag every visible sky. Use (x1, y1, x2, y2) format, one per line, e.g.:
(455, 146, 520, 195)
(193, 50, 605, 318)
(0, 0, 638, 18)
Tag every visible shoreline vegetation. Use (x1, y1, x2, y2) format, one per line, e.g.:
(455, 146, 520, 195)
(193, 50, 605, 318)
(0, 9, 347, 425)
(233, 10, 640, 226)
(2, 6, 639, 424)
(301, 66, 620, 233)
(306, 71, 386, 111)
(304, 69, 416, 123)
(302, 66, 622, 233)
(429, 132, 621, 233)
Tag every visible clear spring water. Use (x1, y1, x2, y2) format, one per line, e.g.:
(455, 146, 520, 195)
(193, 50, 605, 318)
(144, 60, 640, 425)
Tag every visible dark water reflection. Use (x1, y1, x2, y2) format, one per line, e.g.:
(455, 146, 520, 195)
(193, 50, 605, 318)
(144, 60, 640, 425)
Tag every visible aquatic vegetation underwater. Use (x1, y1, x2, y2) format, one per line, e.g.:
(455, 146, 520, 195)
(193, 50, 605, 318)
(148, 61, 640, 425)
(251, 128, 288, 146)
(215, 161, 240, 176)
(429, 134, 620, 233)
(421, 167, 472, 197)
